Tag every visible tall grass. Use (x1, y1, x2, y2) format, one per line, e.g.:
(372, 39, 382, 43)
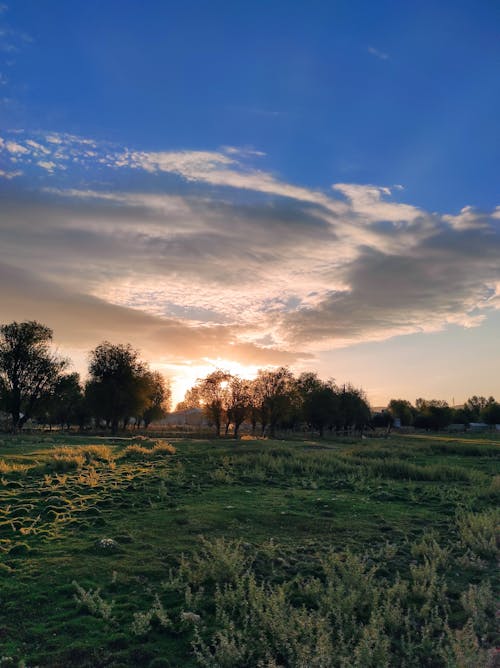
(120, 441, 176, 460)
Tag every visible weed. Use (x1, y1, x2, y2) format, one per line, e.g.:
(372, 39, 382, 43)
(130, 595, 170, 636)
(73, 580, 115, 621)
(457, 509, 499, 558)
(460, 581, 495, 637)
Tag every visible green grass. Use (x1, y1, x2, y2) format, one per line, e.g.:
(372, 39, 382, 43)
(0, 433, 498, 667)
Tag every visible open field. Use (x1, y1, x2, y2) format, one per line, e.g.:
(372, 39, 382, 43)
(0, 433, 498, 667)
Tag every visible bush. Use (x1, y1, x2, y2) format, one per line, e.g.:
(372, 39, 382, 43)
(47, 447, 85, 472)
(79, 445, 114, 463)
(457, 510, 499, 558)
(121, 441, 176, 460)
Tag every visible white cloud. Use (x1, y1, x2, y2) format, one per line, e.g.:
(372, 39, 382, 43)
(333, 183, 421, 222)
(0, 168, 21, 178)
(368, 46, 389, 60)
(442, 206, 492, 230)
(5, 140, 28, 154)
(37, 160, 57, 172)
(1, 129, 499, 363)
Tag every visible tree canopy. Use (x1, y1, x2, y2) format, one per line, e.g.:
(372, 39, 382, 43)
(0, 321, 67, 431)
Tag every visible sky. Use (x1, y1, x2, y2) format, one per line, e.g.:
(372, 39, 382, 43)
(1, 0, 499, 407)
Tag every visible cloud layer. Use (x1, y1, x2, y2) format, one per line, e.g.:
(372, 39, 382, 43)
(1, 129, 499, 374)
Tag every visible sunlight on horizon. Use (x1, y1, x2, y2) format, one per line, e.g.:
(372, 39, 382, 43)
(154, 358, 262, 409)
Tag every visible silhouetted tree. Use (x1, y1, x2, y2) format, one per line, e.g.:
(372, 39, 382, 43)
(139, 370, 171, 428)
(297, 372, 338, 437)
(254, 367, 295, 437)
(465, 396, 495, 422)
(388, 399, 415, 426)
(225, 376, 252, 438)
(481, 401, 500, 426)
(0, 321, 67, 431)
(195, 369, 231, 437)
(336, 384, 371, 434)
(85, 342, 148, 434)
(414, 399, 453, 431)
(49, 372, 84, 430)
(176, 386, 201, 412)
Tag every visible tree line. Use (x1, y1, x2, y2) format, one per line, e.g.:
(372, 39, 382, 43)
(1, 320, 499, 436)
(177, 368, 371, 438)
(0, 321, 171, 433)
(384, 397, 500, 431)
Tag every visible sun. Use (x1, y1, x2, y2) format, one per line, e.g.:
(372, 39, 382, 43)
(152, 358, 262, 410)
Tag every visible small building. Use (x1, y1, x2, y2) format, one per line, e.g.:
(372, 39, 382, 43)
(468, 422, 489, 432)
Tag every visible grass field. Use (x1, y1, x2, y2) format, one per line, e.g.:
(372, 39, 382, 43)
(0, 433, 498, 667)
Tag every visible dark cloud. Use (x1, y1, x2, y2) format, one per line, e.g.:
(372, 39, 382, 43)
(282, 222, 500, 345)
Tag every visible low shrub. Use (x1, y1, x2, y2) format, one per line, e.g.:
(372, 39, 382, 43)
(47, 447, 85, 472)
(0, 459, 29, 475)
(121, 441, 176, 460)
(457, 509, 499, 558)
(79, 445, 114, 464)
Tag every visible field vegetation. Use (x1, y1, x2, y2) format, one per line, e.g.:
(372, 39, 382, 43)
(0, 432, 498, 667)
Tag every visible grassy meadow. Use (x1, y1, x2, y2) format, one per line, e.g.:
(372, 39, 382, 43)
(0, 432, 498, 667)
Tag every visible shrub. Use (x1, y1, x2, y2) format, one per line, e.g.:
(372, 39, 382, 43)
(460, 581, 495, 637)
(73, 580, 115, 621)
(79, 445, 114, 464)
(131, 595, 170, 636)
(457, 509, 499, 558)
(0, 459, 29, 475)
(121, 441, 176, 460)
(47, 447, 85, 472)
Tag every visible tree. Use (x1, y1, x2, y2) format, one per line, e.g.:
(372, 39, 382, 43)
(388, 399, 415, 426)
(465, 396, 495, 422)
(85, 342, 148, 434)
(254, 367, 296, 437)
(480, 401, 500, 426)
(336, 384, 371, 434)
(47, 372, 84, 430)
(414, 399, 452, 431)
(297, 372, 338, 437)
(139, 370, 172, 428)
(225, 376, 252, 438)
(194, 369, 231, 437)
(0, 321, 67, 431)
(175, 386, 201, 412)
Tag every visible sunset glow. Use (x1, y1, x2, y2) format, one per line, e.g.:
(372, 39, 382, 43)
(0, 1, 499, 406)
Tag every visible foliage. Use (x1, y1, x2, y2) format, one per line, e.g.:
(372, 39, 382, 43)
(85, 341, 153, 434)
(140, 370, 172, 428)
(0, 321, 67, 431)
(456, 509, 499, 558)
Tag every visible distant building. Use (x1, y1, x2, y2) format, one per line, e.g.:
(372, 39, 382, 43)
(468, 422, 489, 432)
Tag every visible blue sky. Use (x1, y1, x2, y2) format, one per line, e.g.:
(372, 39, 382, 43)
(1, 1, 499, 405)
